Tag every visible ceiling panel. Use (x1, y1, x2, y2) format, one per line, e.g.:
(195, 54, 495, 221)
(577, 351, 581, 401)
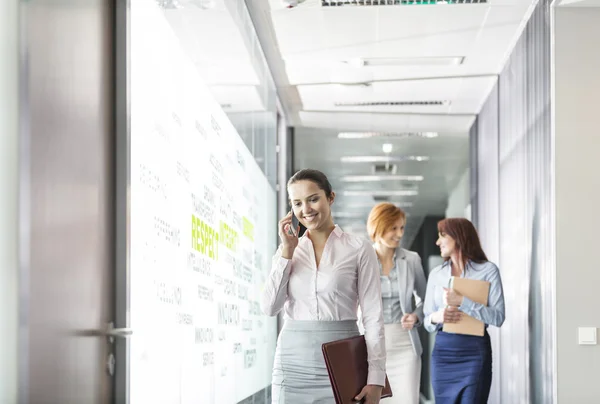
(296, 76, 498, 114)
(271, 7, 486, 59)
(273, 3, 532, 88)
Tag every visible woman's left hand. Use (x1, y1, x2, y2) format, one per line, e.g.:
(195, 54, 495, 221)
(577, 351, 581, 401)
(443, 287, 464, 307)
(354, 384, 383, 404)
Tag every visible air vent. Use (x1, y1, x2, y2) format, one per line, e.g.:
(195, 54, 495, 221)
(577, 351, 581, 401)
(334, 101, 450, 107)
(338, 132, 438, 139)
(322, 0, 487, 6)
(373, 163, 397, 174)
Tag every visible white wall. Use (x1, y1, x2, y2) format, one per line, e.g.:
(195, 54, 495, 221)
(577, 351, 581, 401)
(445, 168, 470, 219)
(553, 6, 600, 402)
(0, 0, 19, 402)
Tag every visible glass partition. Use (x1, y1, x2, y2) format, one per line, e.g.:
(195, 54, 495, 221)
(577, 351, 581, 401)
(155, 0, 278, 188)
(128, 1, 279, 403)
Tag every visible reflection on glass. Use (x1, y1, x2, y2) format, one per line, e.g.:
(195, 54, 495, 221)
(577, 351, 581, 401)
(157, 0, 278, 188)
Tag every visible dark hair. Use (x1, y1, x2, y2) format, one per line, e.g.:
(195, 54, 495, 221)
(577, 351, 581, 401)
(438, 218, 488, 269)
(287, 169, 333, 199)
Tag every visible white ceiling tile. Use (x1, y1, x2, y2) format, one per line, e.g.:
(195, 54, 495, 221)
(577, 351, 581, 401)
(296, 75, 497, 114)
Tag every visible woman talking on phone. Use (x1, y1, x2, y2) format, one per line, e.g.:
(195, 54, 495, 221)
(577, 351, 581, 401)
(366, 203, 427, 404)
(423, 218, 505, 404)
(261, 169, 386, 404)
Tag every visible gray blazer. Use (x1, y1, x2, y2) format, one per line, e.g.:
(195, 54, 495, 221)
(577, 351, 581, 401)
(386, 248, 427, 357)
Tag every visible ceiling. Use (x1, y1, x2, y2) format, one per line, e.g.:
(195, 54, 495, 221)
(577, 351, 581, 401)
(244, 0, 538, 244)
(157, 0, 540, 245)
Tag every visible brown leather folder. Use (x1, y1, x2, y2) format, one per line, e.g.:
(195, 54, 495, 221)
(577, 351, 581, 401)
(443, 276, 491, 337)
(322, 335, 392, 403)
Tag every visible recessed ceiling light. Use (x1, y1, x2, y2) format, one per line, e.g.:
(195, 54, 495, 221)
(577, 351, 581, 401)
(339, 175, 424, 182)
(341, 156, 430, 163)
(338, 132, 439, 139)
(382, 143, 393, 153)
(343, 190, 418, 197)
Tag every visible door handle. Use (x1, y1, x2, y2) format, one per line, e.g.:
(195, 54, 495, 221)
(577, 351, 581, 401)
(105, 321, 133, 343)
(106, 322, 133, 337)
(68, 321, 133, 343)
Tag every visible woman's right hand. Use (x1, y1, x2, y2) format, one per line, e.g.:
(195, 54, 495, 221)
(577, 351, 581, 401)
(278, 211, 299, 258)
(432, 306, 462, 324)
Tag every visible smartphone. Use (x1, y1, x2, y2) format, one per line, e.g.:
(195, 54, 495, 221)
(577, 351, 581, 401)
(288, 211, 299, 236)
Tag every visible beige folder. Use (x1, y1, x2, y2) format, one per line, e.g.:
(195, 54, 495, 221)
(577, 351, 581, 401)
(443, 276, 490, 337)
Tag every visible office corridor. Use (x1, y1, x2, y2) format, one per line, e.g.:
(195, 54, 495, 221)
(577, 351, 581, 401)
(1, 0, 599, 403)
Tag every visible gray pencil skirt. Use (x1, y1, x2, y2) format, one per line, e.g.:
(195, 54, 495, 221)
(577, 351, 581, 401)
(271, 319, 360, 404)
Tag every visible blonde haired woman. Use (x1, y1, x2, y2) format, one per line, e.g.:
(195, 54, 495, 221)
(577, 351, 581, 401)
(366, 203, 427, 404)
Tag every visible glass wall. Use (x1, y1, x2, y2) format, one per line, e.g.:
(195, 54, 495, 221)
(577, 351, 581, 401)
(127, 1, 280, 403)
(155, 0, 278, 189)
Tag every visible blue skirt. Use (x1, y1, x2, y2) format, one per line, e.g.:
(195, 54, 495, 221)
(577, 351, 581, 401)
(431, 330, 492, 404)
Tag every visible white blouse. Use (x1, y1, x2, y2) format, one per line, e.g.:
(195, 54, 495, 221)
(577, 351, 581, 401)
(261, 225, 386, 386)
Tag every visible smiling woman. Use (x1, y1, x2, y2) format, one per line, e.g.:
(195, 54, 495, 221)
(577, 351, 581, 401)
(423, 218, 506, 404)
(287, 169, 335, 237)
(366, 202, 427, 404)
(261, 168, 387, 404)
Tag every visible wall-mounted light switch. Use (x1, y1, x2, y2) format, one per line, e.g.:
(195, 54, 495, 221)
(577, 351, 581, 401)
(578, 327, 597, 345)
